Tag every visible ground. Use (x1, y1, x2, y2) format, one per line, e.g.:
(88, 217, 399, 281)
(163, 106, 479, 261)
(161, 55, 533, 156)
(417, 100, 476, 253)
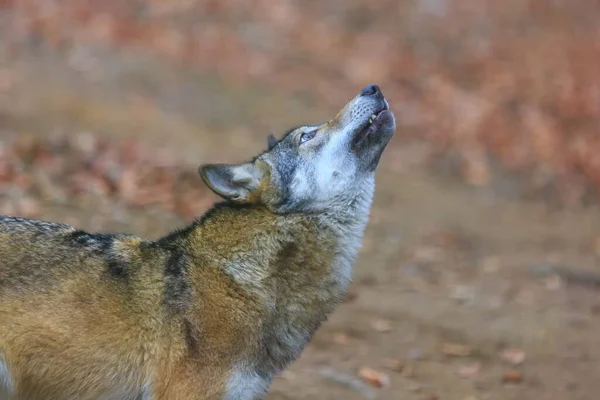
(1, 46, 600, 400)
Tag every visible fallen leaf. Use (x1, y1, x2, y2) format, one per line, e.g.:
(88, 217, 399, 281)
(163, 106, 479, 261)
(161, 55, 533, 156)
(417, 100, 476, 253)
(439, 342, 473, 357)
(499, 348, 526, 365)
(450, 285, 476, 303)
(413, 245, 446, 263)
(371, 319, 393, 332)
(357, 367, 390, 388)
(503, 369, 524, 383)
(318, 367, 377, 399)
(381, 358, 404, 372)
(456, 363, 481, 379)
(332, 332, 351, 345)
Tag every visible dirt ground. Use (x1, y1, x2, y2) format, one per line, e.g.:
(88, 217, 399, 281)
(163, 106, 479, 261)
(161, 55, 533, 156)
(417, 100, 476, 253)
(2, 48, 600, 400)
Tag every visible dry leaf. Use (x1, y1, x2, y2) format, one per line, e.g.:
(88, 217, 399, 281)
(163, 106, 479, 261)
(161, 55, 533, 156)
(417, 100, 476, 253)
(371, 319, 393, 332)
(499, 348, 526, 365)
(381, 358, 404, 372)
(357, 367, 391, 388)
(439, 342, 473, 357)
(503, 369, 524, 383)
(456, 363, 481, 379)
(332, 332, 351, 345)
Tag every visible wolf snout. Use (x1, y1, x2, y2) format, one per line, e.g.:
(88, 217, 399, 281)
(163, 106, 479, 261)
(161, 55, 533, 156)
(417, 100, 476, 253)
(360, 84, 383, 99)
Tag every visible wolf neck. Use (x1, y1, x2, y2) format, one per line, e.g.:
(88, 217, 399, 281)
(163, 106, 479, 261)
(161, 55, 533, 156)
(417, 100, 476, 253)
(312, 176, 375, 287)
(187, 192, 373, 290)
(188, 177, 375, 291)
(177, 183, 374, 380)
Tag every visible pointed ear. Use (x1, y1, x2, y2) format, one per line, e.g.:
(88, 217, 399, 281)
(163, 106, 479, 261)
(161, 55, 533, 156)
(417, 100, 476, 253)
(199, 162, 267, 202)
(267, 133, 278, 150)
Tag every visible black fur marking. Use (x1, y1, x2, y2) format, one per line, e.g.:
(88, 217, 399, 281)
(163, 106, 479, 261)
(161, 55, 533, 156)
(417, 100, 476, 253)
(71, 230, 115, 253)
(163, 249, 192, 313)
(165, 249, 187, 277)
(70, 230, 89, 241)
(183, 318, 201, 357)
(107, 260, 128, 278)
(69, 230, 131, 280)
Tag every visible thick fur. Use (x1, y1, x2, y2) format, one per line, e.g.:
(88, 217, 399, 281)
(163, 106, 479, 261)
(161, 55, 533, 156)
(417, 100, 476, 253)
(0, 85, 395, 400)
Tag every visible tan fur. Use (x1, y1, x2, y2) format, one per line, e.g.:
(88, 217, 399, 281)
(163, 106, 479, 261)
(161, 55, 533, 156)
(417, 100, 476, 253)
(0, 205, 344, 400)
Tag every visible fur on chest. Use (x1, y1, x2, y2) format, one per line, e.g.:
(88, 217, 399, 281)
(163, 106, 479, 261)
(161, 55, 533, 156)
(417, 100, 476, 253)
(249, 226, 363, 379)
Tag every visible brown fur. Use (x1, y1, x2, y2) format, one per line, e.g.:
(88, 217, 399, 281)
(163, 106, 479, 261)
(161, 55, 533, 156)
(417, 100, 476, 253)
(0, 204, 341, 399)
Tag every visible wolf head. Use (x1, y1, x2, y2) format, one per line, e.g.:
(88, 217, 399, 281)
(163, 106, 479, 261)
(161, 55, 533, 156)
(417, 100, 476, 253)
(200, 84, 396, 213)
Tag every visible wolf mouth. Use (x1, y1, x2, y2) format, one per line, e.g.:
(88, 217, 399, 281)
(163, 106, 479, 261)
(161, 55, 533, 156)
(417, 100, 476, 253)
(352, 101, 392, 149)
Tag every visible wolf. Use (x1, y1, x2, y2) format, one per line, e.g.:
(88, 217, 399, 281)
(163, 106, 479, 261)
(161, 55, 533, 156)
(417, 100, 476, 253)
(0, 84, 395, 399)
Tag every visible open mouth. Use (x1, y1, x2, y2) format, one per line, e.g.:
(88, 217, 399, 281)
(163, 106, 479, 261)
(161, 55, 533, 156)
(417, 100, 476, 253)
(352, 101, 392, 149)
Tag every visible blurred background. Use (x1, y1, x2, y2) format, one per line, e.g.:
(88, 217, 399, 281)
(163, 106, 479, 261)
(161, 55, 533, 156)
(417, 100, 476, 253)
(1, 1, 600, 399)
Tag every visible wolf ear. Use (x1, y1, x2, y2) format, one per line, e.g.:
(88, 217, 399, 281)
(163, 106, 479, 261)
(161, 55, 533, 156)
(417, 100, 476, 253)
(199, 162, 267, 203)
(267, 133, 278, 150)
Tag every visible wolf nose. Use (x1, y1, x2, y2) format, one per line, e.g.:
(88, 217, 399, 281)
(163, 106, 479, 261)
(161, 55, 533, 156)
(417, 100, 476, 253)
(360, 84, 381, 97)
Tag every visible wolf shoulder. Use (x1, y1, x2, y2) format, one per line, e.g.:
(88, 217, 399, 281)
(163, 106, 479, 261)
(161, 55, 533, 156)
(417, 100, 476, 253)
(0, 215, 147, 293)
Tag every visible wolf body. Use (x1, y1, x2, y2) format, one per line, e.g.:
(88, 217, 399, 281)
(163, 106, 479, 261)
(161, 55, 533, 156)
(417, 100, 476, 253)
(0, 84, 395, 400)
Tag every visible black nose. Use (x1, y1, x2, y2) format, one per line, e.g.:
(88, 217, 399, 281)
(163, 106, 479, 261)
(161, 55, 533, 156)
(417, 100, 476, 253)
(360, 84, 381, 97)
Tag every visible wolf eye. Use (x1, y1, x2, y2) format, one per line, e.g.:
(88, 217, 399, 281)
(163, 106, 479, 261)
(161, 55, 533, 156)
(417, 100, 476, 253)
(299, 130, 316, 144)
